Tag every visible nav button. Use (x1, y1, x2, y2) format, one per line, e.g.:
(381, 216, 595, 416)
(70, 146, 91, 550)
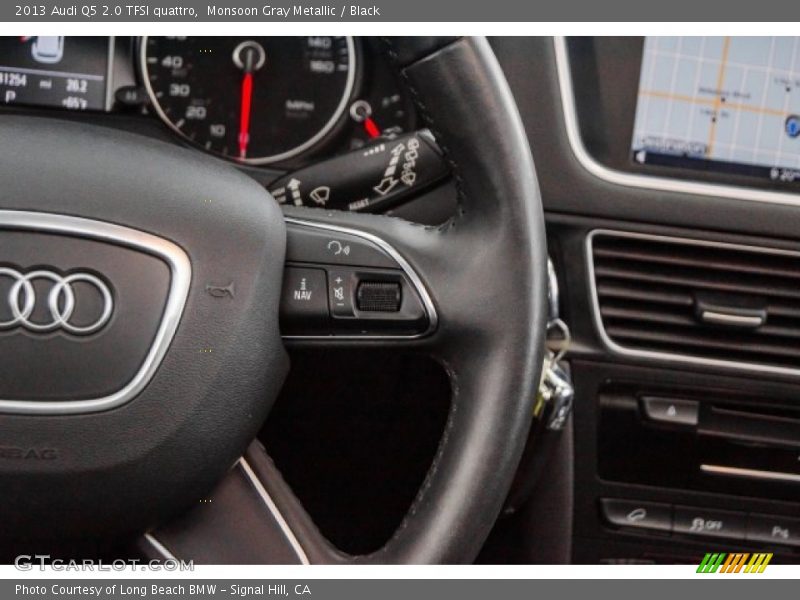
(280, 267, 329, 334)
(600, 499, 672, 532)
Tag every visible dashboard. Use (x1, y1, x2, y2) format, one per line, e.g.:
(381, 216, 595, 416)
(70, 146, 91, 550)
(0, 36, 453, 216)
(490, 36, 800, 566)
(5, 36, 800, 211)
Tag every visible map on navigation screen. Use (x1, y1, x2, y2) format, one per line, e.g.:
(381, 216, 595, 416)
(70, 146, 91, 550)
(631, 37, 800, 184)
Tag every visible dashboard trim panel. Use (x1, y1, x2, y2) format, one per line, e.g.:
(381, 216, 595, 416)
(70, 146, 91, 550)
(238, 458, 311, 565)
(143, 533, 179, 561)
(554, 36, 800, 209)
(700, 464, 800, 484)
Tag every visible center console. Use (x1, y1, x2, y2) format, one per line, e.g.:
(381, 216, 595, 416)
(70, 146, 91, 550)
(485, 35, 800, 565)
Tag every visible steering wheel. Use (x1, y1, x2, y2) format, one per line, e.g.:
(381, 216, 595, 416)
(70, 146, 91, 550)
(0, 37, 546, 564)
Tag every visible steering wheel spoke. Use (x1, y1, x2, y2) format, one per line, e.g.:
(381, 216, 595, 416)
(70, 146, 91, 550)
(141, 442, 343, 564)
(279, 207, 444, 345)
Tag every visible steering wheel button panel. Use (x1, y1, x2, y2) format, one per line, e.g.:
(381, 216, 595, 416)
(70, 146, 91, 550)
(282, 264, 428, 337)
(281, 218, 435, 338)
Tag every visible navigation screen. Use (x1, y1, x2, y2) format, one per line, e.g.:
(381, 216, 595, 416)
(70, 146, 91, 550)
(0, 37, 109, 111)
(631, 37, 800, 185)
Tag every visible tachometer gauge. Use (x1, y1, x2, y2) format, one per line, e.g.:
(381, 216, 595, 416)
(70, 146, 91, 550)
(346, 62, 416, 150)
(140, 36, 356, 164)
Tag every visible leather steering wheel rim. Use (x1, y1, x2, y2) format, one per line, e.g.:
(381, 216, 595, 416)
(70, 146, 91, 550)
(150, 36, 548, 565)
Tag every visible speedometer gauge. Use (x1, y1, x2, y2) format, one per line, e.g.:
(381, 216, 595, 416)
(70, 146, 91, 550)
(140, 36, 356, 164)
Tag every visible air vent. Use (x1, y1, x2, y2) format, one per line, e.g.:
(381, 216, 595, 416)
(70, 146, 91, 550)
(589, 230, 800, 375)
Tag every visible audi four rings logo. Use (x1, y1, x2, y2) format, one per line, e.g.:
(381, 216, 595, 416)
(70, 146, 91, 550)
(0, 268, 113, 335)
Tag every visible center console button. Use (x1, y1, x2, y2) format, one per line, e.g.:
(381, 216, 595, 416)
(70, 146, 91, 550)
(674, 506, 746, 540)
(601, 498, 672, 532)
(746, 513, 800, 547)
(641, 397, 699, 427)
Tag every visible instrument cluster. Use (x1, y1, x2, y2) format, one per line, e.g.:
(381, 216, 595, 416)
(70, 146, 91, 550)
(0, 36, 418, 168)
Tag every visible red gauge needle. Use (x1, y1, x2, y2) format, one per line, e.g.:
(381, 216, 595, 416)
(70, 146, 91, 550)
(238, 70, 253, 158)
(364, 116, 381, 139)
(234, 42, 266, 159)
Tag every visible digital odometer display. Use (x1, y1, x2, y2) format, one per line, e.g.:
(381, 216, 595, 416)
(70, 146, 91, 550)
(141, 36, 356, 164)
(632, 36, 800, 185)
(0, 37, 110, 112)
